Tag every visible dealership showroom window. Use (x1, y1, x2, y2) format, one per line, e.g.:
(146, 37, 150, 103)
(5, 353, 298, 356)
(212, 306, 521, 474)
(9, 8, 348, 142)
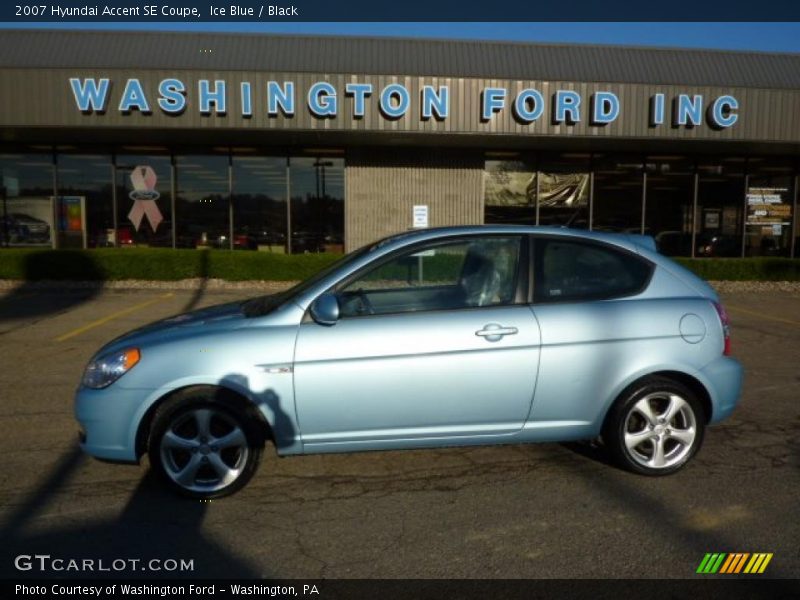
(2, 151, 797, 257)
(0, 151, 345, 253)
(1, 31, 798, 258)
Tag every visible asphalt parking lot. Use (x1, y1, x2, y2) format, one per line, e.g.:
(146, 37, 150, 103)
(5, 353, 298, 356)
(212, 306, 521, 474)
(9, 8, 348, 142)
(0, 283, 798, 580)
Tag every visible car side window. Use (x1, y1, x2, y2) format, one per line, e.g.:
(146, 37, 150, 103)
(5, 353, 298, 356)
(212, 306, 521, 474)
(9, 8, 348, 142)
(337, 236, 521, 317)
(533, 238, 651, 303)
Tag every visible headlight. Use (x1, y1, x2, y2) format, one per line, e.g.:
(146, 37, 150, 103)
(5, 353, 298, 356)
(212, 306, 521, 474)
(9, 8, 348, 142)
(82, 348, 141, 389)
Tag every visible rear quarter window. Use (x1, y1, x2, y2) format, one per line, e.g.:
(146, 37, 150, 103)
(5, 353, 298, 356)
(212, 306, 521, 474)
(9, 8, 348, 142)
(533, 237, 653, 303)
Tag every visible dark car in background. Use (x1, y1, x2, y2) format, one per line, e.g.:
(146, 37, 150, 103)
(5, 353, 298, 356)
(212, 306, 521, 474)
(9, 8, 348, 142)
(655, 231, 693, 257)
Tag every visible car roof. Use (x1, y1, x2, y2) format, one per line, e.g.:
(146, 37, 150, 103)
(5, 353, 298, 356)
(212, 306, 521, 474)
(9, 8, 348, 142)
(368, 225, 652, 254)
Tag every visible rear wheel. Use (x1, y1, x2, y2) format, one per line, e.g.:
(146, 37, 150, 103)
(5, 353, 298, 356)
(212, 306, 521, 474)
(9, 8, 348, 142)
(603, 377, 705, 476)
(148, 390, 263, 498)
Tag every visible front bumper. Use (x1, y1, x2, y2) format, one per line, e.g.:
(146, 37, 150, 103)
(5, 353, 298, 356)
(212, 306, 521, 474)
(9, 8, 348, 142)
(74, 385, 152, 463)
(700, 355, 744, 424)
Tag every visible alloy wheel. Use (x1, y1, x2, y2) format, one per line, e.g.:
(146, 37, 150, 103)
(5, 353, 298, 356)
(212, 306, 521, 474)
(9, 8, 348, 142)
(622, 392, 698, 470)
(159, 407, 250, 494)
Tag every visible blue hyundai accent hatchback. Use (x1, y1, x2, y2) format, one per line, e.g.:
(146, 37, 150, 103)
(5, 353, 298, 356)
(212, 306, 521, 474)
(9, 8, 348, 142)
(75, 226, 743, 497)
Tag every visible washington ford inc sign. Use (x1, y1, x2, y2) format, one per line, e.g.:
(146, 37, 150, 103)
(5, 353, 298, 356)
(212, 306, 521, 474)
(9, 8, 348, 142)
(69, 78, 741, 128)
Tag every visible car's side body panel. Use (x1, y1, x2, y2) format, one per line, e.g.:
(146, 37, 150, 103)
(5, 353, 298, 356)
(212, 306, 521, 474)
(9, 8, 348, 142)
(527, 295, 724, 434)
(294, 304, 542, 450)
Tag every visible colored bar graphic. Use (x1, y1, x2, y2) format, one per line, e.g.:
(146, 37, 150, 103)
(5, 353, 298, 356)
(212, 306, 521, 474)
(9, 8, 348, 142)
(758, 554, 773, 573)
(711, 553, 726, 573)
(719, 553, 750, 573)
(696, 553, 713, 573)
(744, 554, 762, 573)
(697, 553, 727, 574)
(698, 552, 772, 574)
(719, 554, 735, 573)
(733, 553, 750, 574)
(744, 553, 774, 574)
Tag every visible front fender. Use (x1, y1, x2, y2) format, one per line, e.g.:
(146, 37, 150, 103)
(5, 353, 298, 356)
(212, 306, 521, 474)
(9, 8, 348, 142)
(127, 372, 303, 459)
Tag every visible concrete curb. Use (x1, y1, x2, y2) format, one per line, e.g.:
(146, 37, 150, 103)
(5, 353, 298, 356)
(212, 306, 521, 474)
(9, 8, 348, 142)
(0, 278, 298, 293)
(2, 279, 800, 294)
(710, 281, 800, 294)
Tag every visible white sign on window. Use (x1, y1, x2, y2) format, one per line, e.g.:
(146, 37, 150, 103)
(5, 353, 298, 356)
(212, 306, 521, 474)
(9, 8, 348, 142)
(412, 205, 429, 228)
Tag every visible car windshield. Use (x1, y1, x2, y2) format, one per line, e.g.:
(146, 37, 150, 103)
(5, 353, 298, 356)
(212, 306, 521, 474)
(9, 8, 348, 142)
(241, 244, 374, 318)
(241, 229, 441, 318)
(241, 231, 428, 317)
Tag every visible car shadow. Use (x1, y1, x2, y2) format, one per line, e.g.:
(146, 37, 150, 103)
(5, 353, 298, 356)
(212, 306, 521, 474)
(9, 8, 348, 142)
(1, 369, 300, 580)
(180, 248, 210, 314)
(217, 373, 297, 452)
(0, 251, 103, 324)
(0, 448, 263, 579)
(560, 439, 615, 468)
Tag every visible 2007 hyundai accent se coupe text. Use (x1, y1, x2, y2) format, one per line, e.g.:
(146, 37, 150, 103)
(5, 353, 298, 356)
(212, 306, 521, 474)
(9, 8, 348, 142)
(75, 226, 743, 498)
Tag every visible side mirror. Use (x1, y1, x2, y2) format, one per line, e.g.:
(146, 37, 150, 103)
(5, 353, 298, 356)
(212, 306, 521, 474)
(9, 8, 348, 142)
(309, 293, 340, 326)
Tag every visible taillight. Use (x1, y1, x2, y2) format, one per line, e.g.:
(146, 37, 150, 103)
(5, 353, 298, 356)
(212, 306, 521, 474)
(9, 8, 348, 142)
(713, 301, 731, 356)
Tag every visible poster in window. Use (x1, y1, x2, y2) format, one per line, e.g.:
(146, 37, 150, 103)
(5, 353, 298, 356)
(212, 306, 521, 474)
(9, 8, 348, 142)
(704, 211, 720, 229)
(746, 186, 792, 227)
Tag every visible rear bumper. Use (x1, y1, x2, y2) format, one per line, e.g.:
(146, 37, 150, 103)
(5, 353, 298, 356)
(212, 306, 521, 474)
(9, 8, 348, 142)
(700, 356, 744, 424)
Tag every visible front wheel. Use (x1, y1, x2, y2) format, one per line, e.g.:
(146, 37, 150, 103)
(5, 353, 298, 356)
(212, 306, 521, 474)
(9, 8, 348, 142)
(603, 377, 705, 476)
(148, 391, 263, 498)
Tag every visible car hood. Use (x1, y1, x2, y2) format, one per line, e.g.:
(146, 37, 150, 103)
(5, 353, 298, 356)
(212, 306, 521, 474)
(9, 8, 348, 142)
(94, 300, 249, 358)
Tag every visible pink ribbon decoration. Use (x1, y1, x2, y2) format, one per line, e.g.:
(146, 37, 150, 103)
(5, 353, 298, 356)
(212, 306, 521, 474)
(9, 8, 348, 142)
(128, 165, 164, 232)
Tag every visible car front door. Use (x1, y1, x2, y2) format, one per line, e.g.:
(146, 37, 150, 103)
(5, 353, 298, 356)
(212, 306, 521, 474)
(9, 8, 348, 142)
(293, 235, 541, 450)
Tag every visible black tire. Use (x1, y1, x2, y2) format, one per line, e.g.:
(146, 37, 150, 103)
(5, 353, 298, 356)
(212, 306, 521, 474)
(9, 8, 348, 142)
(148, 388, 264, 499)
(603, 376, 705, 476)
